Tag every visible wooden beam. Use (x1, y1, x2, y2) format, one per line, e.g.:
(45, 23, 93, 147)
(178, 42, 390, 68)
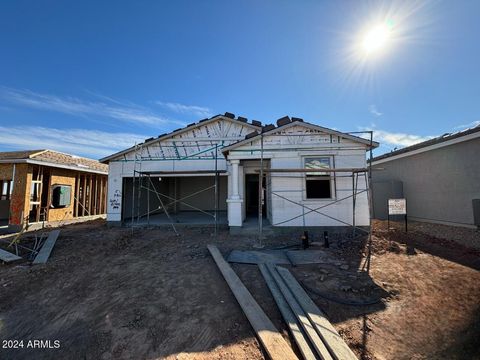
(266, 264, 332, 360)
(93, 175, 98, 215)
(0, 248, 22, 263)
(98, 176, 104, 214)
(88, 175, 93, 216)
(32, 230, 60, 264)
(276, 266, 358, 360)
(75, 173, 80, 217)
(207, 245, 298, 360)
(259, 264, 317, 360)
(82, 175, 87, 217)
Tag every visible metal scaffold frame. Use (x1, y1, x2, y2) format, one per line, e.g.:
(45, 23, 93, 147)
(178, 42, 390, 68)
(130, 141, 225, 238)
(248, 130, 375, 273)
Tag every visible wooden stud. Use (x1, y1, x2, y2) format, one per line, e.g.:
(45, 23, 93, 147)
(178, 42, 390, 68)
(99, 176, 104, 214)
(207, 245, 298, 360)
(259, 264, 317, 360)
(88, 175, 93, 216)
(276, 266, 358, 360)
(82, 174, 87, 217)
(75, 173, 80, 217)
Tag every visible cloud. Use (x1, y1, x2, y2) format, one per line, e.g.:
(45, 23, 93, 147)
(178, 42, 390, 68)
(453, 120, 480, 130)
(372, 129, 435, 147)
(0, 87, 185, 127)
(359, 125, 436, 148)
(0, 126, 149, 159)
(369, 105, 383, 117)
(155, 101, 213, 118)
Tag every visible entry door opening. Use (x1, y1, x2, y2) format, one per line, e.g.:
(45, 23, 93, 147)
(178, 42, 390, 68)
(245, 174, 266, 216)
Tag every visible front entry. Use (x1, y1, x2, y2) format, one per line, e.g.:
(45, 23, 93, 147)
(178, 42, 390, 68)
(245, 174, 266, 216)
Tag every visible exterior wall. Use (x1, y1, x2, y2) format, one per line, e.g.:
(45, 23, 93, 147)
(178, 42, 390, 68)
(226, 125, 371, 228)
(106, 117, 257, 223)
(46, 167, 76, 222)
(2, 164, 32, 226)
(267, 151, 369, 227)
(0, 164, 15, 221)
(372, 137, 480, 227)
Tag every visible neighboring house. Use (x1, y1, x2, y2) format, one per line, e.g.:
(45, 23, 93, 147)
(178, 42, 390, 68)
(371, 125, 480, 229)
(0, 150, 108, 232)
(101, 113, 378, 231)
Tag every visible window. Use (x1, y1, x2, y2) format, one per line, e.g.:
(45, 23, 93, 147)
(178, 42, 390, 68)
(30, 180, 42, 204)
(0, 180, 13, 201)
(304, 157, 334, 199)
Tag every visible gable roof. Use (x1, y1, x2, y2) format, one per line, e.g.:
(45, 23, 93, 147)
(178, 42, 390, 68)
(221, 118, 379, 154)
(99, 113, 262, 163)
(372, 124, 480, 164)
(0, 149, 108, 174)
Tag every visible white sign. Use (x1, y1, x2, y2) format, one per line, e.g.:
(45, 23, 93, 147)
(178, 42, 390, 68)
(388, 198, 407, 215)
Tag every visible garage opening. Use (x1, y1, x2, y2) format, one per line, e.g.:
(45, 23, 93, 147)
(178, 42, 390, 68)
(122, 175, 228, 226)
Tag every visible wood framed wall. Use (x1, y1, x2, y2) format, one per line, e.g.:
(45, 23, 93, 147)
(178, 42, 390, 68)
(73, 173, 108, 218)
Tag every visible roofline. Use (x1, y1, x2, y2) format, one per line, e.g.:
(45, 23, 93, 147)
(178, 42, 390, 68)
(221, 121, 379, 154)
(0, 159, 108, 175)
(99, 115, 262, 163)
(372, 126, 480, 165)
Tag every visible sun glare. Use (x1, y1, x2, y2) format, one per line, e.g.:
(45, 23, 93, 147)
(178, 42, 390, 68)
(362, 23, 392, 55)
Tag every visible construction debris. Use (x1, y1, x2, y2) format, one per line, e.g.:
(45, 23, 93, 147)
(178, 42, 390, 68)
(260, 263, 328, 360)
(276, 266, 358, 360)
(32, 230, 61, 264)
(207, 245, 298, 360)
(0, 248, 22, 263)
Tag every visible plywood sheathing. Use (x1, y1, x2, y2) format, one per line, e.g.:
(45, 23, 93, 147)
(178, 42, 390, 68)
(47, 167, 77, 222)
(7, 164, 31, 226)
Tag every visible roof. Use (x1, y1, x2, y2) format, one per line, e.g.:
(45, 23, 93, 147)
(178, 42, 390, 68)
(0, 149, 108, 174)
(221, 117, 379, 154)
(0, 150, 46, 160)
(99, 112, 262, 163)
(372, 124, 480, 164)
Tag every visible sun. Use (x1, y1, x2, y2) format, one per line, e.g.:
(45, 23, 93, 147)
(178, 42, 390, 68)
(361, 23, 392, 55)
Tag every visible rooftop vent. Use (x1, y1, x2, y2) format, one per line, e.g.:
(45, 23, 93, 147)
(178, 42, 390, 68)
(224, 112, 235, 119)
(291, 117, 304, 122)
(237, 116, 248, 123)
(251, 120, 262, 127)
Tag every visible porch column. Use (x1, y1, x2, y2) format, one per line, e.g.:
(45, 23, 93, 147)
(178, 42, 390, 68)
(231, 159, 240, 200)
(227, 159, 243, 227)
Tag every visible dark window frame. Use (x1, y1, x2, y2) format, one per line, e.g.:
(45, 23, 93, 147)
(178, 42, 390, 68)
(303, 156, 335, 200)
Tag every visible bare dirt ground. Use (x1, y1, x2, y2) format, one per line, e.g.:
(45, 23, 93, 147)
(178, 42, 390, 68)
(0, 219, 479, 360)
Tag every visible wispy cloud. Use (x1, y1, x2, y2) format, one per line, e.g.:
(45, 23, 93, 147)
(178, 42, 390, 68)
(453, 120, 480, 130)
(360, 125, 435, 148)
(0, 87, 185, 127)
(155, 101, 213, 118)
(0, 126, 148, 159)
(369, 105, 383, 117)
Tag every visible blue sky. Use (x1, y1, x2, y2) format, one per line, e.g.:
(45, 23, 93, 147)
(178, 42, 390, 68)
(0, 0, 479, 158)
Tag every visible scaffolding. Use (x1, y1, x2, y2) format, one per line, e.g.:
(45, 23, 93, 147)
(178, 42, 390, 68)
(236, 130, 375, 273)
(129, 140, 225, 238)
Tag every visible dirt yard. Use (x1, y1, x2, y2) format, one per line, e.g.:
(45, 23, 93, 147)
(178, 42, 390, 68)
(0, 220, 479, 360)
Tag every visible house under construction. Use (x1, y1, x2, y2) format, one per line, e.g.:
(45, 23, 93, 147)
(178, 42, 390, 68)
(100, 113, 378, 233)
(0, 150, 108, 232)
